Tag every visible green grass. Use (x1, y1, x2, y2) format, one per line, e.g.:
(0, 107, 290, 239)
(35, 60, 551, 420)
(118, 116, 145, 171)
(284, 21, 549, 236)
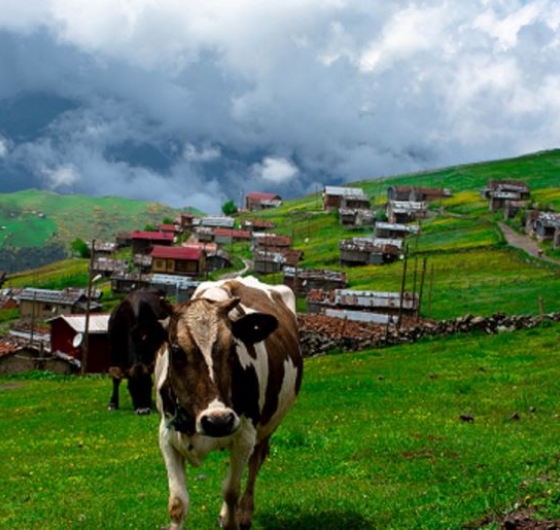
(2, 324, 560, 529)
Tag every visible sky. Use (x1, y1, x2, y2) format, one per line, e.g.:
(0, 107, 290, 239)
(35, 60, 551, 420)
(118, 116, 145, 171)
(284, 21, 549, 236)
(0, 0, 559, 214)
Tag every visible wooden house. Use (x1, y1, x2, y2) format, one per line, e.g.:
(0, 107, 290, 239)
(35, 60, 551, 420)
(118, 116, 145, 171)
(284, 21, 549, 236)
(253, 250, 285, 274)
(17, 288, 102, 320)
(115, 231, 132, 249)
(241, 219, 275, 232)
(176, 212, 196, 231)
(386, 201, 427, 223)
(110, 272, 151, 294)
(150, 245, 206, 277)
(283, 267, 347, 294)
(481, 180, 531, 212)
(49, 314, 111, 374)
(245, 192, 282, 211)
(306, 288, 418, 324)
(534, 212, 560, 242)
(323, 186, 369, 211)
(253, 234, 292, 251)
(387, 186, 451, 202)
(374, 221, 420, 239)
(91, 257, 128, 278)
(213, 228, 251, 246)
(339, 239, 399, 266)
(339, 208, 376, 228)
(131, 230, 174, 255)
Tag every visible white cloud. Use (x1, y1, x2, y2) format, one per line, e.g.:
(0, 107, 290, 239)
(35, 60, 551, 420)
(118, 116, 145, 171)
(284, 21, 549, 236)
(1, 1, 560, 211)
(252, 157, 299, 184)
(41, 164, 80, 189)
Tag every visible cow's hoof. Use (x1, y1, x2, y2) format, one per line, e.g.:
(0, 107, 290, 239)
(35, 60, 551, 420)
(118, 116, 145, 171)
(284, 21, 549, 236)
(135, 407, 151, 415)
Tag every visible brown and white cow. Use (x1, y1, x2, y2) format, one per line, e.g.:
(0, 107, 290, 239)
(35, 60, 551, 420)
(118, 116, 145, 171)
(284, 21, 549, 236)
(155, 276, 303, 530)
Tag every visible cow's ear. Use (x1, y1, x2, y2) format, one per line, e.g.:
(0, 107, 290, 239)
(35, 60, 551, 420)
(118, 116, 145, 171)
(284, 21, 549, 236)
(217, 296, 241, 315)
(231, 312, 278, 344)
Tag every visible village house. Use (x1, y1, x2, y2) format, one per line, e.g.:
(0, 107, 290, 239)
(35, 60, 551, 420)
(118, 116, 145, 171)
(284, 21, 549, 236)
(91, 257, 129, 278)
(181, 242, 232, 272)
(339, 207, 376, 228)
(176, 212, 196, 231)
(150, 245, 206, 277)
(88, 240, 116, 258)
(283, 267, 347, 294)
(339, 238, 400, 266)
(386, 201, 427, 224)
(149, 274, 201, 303)
(200, 216, 236, 229)
(323, 186, 369, 211)
(387, 185, 451, 202)
(110, 271, 151, 294)
(159, 223, 179, 237)
(49, 314, 111, 374)
(17, 287, 102, 320)
(241, 219, 275, 232)
(253, 250, 285, 274)
(115, 231, 132, 249)
(245, 192, 283, 211)
(252, 233, 292, 251)
(481, 180, 531, 212)
(374, 221, 421, 240)
(193, 226, 214, 243)
(213, 228, 252, 246)
(306, 288, 419, 323)
(131, 230, 174, 255)
(527, 211, 560, 245)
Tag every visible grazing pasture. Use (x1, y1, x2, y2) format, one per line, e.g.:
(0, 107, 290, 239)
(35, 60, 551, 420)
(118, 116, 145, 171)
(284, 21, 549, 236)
(2, 323, 560, 529)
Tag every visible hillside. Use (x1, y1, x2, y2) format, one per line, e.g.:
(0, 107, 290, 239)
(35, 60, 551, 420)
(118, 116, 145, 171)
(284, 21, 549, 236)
(0, 190, 189, 272)
(3, 149, 560, 321)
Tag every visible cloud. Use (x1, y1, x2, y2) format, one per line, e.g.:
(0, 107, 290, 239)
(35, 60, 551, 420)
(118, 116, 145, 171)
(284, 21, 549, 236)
(252, 156, 299, 184)
(0, 1, 560, 213)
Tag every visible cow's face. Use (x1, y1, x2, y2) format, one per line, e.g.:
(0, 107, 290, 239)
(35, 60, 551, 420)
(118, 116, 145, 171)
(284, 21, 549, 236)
(165, 296, 277, 438)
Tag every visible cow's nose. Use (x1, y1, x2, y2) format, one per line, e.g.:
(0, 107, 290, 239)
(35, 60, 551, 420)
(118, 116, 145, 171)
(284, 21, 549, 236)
(200, 412, 236, 437)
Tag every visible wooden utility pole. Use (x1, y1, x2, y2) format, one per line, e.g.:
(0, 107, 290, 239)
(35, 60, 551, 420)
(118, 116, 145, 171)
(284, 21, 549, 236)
(81, 239, 96, 375)
(397, 245, 409, 329)
(417, 257, 428, 320)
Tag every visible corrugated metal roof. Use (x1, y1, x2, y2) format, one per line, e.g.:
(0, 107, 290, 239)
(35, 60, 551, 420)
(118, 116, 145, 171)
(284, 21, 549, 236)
(17, 288, 85, 305)
(50, 314, 111, 333)
(324, 186, 366, 197)
(325, 308, 391, 324)
(375, 221, 420, 233)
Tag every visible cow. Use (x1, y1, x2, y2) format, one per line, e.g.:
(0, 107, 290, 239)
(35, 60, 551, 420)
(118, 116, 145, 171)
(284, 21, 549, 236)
(155, 276, 303, 530)
(108, 289, 173, 414)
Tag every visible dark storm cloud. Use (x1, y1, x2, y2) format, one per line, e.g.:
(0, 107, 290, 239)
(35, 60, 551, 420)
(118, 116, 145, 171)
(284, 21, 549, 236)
(0, 1, 559, 213)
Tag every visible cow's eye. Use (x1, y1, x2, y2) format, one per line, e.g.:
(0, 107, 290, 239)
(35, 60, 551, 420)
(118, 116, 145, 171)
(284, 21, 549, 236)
(170, 343, 186, 362)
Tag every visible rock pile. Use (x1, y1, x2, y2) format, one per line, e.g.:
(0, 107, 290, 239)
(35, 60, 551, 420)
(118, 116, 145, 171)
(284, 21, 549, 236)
(297, 312, 560, 357)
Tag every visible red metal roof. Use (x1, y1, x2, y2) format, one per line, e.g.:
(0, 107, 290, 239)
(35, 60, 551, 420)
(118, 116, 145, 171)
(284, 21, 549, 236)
(246, 192, 281, 201)
(151, 245, 201, 260)
(131, 230, 174, 242)
(214, 228, 251, 239)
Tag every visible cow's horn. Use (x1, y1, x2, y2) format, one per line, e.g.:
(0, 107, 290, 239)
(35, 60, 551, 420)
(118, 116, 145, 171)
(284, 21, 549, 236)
(217, 297, 241, 314)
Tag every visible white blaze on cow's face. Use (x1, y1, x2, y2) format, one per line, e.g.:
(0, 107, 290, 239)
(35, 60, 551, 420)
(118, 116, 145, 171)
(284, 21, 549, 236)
(167, 297, 242, 438)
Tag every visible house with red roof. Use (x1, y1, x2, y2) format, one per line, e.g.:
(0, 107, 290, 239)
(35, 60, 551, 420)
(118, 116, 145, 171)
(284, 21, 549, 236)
(150, 245, 206, 277)
(245, 192, 282, 211)
(131, 230, 175, 255)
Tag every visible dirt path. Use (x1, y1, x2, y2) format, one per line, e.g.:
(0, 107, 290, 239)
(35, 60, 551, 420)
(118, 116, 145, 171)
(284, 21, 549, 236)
(498, 223, 560, 265)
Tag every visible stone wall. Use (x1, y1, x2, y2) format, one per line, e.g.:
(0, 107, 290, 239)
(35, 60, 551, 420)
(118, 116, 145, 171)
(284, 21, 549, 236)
(299, 312, 560, 357)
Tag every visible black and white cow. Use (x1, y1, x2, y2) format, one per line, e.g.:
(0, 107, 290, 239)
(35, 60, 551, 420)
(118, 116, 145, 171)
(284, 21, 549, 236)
(155, 276, 303, 530)
(108, 289, 173, 414)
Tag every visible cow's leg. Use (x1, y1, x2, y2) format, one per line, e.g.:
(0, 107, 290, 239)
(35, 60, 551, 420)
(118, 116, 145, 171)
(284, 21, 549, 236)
(107, 376, 120, 410)
(219, 429, 256, 530)
(238, 435, 271, 530)
(159, 426, 189, 530)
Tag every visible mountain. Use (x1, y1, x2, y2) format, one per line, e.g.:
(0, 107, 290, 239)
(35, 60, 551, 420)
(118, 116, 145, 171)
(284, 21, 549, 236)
(0, 189, 189, 272)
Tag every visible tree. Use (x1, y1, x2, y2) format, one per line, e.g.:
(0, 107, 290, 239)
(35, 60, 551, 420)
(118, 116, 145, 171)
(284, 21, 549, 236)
(222, 200, 238, 216)
(71, 238, 90, 259)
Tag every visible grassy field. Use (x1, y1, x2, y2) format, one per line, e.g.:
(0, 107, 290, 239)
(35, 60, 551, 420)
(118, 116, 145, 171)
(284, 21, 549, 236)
(0, 189, 184, 250)
(2, 322, 560, 529)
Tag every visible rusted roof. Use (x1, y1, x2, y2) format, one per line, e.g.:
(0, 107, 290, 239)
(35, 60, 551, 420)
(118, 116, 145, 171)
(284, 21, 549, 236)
(246, 192, 281, 201)
(151, 245, 202, 260)
(17, 288, 86, 305)
(131, 230, 174, 242)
